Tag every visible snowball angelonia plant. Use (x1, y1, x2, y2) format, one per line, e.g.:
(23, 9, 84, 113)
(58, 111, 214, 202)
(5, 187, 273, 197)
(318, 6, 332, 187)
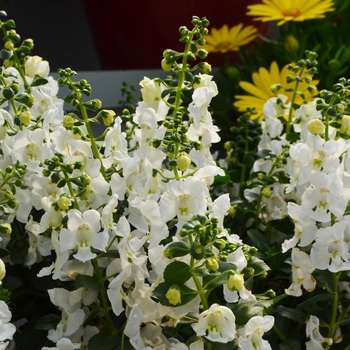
(0, 12, 274, 350)
(225, 51, 350, 348)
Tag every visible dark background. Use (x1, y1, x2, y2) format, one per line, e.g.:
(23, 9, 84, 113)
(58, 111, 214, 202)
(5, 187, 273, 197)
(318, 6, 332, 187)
(0, 0, 261, 72)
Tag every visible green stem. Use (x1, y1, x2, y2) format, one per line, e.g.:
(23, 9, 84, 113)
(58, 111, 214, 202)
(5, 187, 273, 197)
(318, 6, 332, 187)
(92, 257, 117, 335)
(62, 170, 80, 210)
(286, 68, 304, 136)
(328, 272, 341, 338)
(79, 103, 108, 180)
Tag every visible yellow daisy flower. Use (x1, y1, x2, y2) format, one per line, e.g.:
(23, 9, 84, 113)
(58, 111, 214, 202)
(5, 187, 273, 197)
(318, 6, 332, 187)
(234, 61, 319, 120)
(246, 0, 335, 26)
(202, 23, 258, 53)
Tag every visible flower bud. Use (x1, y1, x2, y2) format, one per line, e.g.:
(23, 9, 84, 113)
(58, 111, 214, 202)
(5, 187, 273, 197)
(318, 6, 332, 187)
(227, 272, 244, 292)
(0, 259, 5, 283)
(63, 114, 75, 129)
(261, 187, 272, 198)
(57, 195, 72, 211)
(165, 284, 181, 306)
(4, 40, 14, 51)
(81, 174, 91, 186)
(20, 110, 32, 126)
(308, 118, 325, 135)
(284, 34, 299, 56)
(206, 258, 219, 273)
(161, 58, 172, 72)
(177, 154, 191, 172)
(0, 223, 12, 236)
(101, 109, 116, 127)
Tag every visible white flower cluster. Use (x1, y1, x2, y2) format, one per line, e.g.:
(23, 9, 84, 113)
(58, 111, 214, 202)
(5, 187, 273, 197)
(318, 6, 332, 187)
(0, 52, 273, 349)
(247, 88, 350, 347)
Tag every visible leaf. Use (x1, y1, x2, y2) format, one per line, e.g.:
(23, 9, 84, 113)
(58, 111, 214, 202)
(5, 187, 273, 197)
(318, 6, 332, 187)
(276, 305, 307, 324)
(35, 314, 61, 330)
(30, 76, 48, 87)
(88, 333, 120, 350)
(296, 293, 333, 310)
(153, 281, 197, 307)
(203, 272, 229, 290)
(247, 229, 268, 245)
(164, 261, 191, 284)
(75, 274, 102, 291)
(207, 340, 236, 350)
(248, 255, 270, 276)
(213, 174, 230, 186)
(229, 301, 265, 327)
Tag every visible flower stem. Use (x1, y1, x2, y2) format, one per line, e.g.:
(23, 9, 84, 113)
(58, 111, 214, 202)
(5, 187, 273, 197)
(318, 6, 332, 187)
(92, 257, 117, 335)
(328, 272, 340, 338)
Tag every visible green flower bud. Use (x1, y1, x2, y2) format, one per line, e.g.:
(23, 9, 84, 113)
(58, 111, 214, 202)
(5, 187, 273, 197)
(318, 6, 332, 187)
(308, 118, 325, 135)
(177, 154, 191, 172)
(63, 114, 75, 129)
(165, 284, 181, 306)
(81, 174, 91, 186)
(4, 40, 14, 51)
(57, 195, 72, 211)
(284, 34, 299, 55)
(328, 59, 341, 71)
(190, 241, 205, 260)
(228, 206, 236, 218)
(261, 187, 272, 198)
(0, 259, 5, 283)
(22, 38, 34, 49)
(20, 110, 32, 126)
(0, 223, 12, 236)
(7, 198, 18, 208)
(198, 62, 211, 74)
(206, 258, 219, 273)
(161, 58, 172, 72)
(101, 109, 116, 127)
(227, 272, 244, 292)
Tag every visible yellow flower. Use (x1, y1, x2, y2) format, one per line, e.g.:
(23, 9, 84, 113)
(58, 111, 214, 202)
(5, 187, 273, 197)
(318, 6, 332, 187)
(234, 61, 318, 120)
(246, 0, 335, 26)
(202, 23, 258, 53)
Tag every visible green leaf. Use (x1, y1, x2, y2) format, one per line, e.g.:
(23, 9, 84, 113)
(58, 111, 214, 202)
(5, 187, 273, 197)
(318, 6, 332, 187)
(229, 301, 265, 327)
(213, 174, 230, 186)
(164, 261, 191, 284)
(35, 314, 61, 330)
(75, 274, 102, 291)
(153, 281, 197, 307)
(207, 340, 236, 350)
(276, 305, 306, 324)
(247, 229, 268, 245)
(30, 76, 48, 87)
(88, 333, 120, 350)
(296, 293, 333, 310)
(248, 255, 270, 276)
(203, 272, 229, 290)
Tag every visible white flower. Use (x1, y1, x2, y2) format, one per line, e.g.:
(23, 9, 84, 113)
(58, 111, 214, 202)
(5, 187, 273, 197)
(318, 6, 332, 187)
(310, 220, 350, 272)
(301, 172, 347, 223)
(305, 315, 333, 350)
(159, 177, 208, 230)
(60, 209, 108, 262)
(282, 202, 317, 252)
(24, 55, 49, 78)
(41, 338, 81, 350)
(196, 303, 236, 343)
(238, 315, 274, 350)
(285, 248, 316, 296)
(0, 301, 16, 342)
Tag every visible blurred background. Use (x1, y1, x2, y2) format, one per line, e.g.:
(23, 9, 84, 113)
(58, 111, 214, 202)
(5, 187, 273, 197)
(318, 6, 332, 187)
(0, 0, 260, 71)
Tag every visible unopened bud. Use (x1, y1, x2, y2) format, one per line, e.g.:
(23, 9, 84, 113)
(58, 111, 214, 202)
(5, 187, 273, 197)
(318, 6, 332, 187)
(161, 58, 172, 72)
(177, 154, 191, 172)
(284, 34, 299, 55)
(101, 109, 115, 127)
(227, 272, 244, 292)
(206, 258, 219, 273)
(20, 110, 32, 126)
(308, 118, 325, 135)
(57, 195, 72, 211)
(0, 223, 12, 236)
(63, 114, 75, 129)
(0, 259, 5, 283)
(165, 285, 181, 306)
